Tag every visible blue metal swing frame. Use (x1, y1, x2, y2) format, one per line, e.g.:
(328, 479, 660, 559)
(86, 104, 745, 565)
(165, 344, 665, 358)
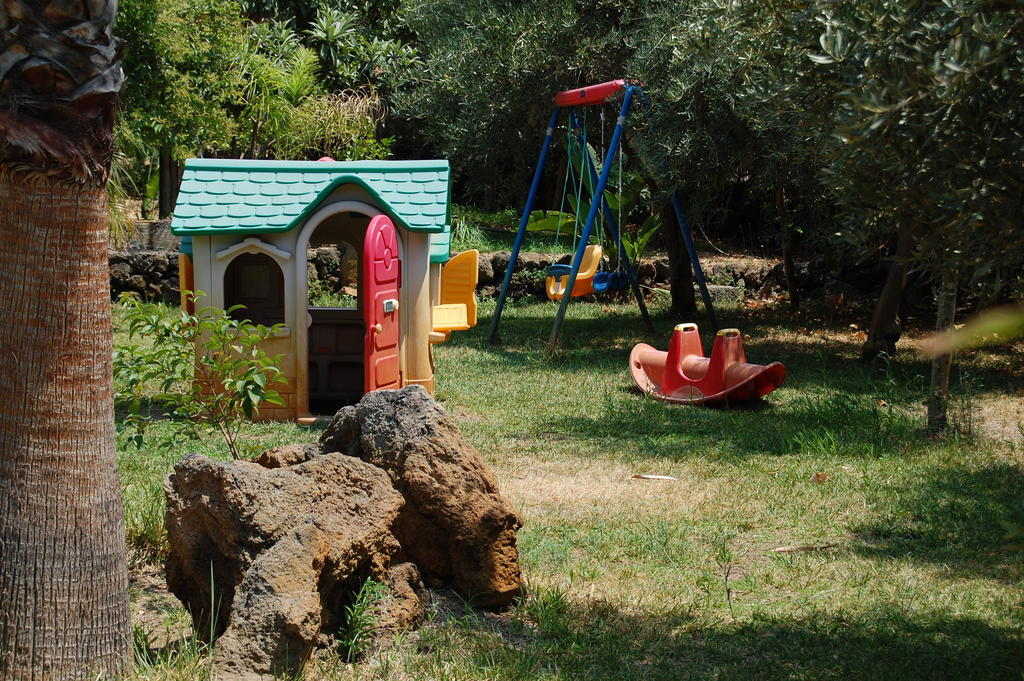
(486, 83, 717, 347)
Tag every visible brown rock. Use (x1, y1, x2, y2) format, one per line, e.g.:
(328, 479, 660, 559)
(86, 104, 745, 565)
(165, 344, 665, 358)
(320, 386, 524, 608)
(375, 562, 428, 639)
(489, 251, 511, 281)
(653, 257, 670, 283)
(164, 388, 519, 680)
(110, 262, 131, 287)
(517, 252, 552, 271)
(637, 259, 657, 285)
(212, 522, 331, 681)
(254, 443, 317, 469)
(477, 251, 495, 285)
(164, 452, 408, 679)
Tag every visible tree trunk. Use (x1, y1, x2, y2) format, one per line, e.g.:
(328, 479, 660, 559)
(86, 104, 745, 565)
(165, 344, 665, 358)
(776, 187, 800, 310)
(660, 202, 697, 317)
(0, 177, 129, 678)
(158, 147, 182, 219)
(927, 273, 958, 434)
(862, 219, 915, 360)
(0, 0, 130, 677)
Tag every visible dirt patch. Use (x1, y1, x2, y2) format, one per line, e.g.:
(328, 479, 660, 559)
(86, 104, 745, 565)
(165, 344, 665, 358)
(500, 457, 716, 520)
(974, 395, 1024, 446)
(130, 563, 192, 650)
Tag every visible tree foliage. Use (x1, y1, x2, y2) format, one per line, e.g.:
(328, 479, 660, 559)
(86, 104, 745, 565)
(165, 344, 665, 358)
(117, 0, 246, 159)
(404, 0, 1024, 301)
(399, 0, 644, 207)
(116, 0, 407, 183)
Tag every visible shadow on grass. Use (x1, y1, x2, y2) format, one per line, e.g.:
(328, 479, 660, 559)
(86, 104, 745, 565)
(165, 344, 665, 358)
(542, 390, 918, 460)
(473, 302, 1024, 398)
(851, 462, 1024, 582)
(466, 309, 892, 398)
(421, 594, 1023, 681)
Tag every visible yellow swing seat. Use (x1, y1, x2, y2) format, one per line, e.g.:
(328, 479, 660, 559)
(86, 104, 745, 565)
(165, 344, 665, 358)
(546, 244, 603, 301)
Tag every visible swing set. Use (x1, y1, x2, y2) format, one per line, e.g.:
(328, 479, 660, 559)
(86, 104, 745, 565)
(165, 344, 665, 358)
(486, 79, 719, 347)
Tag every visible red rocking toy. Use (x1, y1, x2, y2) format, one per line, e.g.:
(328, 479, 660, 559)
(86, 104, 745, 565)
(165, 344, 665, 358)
(629, 324, 786, 405)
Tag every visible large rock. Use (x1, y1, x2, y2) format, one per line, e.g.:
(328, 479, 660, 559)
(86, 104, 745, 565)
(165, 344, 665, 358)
(165, 452, 414, 680)
(476, 251, 495, 285)
(517, 252, 553, 271)
(165, 387, 522, 680)
(319, 386, 524, 608)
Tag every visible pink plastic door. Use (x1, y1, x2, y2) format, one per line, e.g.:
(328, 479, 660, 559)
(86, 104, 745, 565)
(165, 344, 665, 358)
(363, 215, 402, 392)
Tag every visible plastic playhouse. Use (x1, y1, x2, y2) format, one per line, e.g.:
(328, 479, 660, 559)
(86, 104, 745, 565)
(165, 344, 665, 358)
(630, 324, 786, 404)
(171, 158, 477, 423)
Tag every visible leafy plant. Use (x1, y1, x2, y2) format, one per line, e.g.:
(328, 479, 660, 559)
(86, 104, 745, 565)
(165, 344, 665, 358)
(241, 25, 393, 160)
(308, 278, 358, 308)
(621, 213, 662, 265)
(114, 292, 286, 459)
(337, 577, 390, 662)
(527, 154, 662, 266)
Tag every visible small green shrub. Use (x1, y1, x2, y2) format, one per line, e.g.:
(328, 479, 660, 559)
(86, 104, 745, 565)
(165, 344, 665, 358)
(308, 277, 358, 308)
(123, 478, 169, 565)
(114, 292, 286, 459)
(337, 577, 390, 662)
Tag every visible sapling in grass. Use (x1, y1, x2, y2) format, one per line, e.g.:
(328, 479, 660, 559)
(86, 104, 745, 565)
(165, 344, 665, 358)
(114, 291, 286, 459)
(338, 577, 390, 662)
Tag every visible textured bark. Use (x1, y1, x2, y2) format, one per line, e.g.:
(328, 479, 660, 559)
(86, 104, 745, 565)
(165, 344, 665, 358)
(0, 0, 122, 183)
(157, 148, 182, 219)
(0, 176, 129, 679)
(776, 187, 800, 310)
(0, 1, 129, 677)
(659, 203, 697, 317)
(927, 273, 958, 434)
(862, 220, 915, 361)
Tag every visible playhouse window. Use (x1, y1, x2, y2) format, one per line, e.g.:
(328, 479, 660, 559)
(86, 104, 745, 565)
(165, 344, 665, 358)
(307, 240, 359, 309)
(223, 253, 285, 326)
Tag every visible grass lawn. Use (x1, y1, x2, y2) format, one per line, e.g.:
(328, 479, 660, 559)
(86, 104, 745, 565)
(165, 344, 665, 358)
(120, 294, 1024, 680)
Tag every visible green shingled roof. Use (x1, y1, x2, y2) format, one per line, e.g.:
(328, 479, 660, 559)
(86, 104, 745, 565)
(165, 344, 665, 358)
(171, 159, 452, 261)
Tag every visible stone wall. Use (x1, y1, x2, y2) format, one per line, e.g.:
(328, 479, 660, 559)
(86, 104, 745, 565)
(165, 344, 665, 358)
(121, 219, 179, 251)
(109, 246, 803, 306)
(109, 249, 180, 303)
(474, 251, 783, 300)
(109, 220, 182, 303)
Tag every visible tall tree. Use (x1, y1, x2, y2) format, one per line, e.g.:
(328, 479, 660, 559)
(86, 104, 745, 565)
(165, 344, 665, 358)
(116, 0, 245, 215)
(0, 0, 130, 678)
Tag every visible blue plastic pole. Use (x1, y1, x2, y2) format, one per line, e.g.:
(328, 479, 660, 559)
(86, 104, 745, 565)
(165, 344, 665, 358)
(568, 109, 653, 333)
(548, 87, 636, 348)
(487, 107, 562, 344)
(671, 193, 719, 331)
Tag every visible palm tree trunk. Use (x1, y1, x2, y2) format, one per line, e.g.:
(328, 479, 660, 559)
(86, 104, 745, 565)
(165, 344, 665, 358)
(0, 0, 129, 677)
(0, 176, 129, 680)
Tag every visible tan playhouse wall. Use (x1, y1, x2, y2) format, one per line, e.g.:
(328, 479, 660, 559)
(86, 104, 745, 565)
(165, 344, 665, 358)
(254, 333, 298, 421)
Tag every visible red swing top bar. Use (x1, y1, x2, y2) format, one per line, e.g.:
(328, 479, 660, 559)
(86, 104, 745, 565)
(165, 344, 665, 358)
(554, 79, 627, 107)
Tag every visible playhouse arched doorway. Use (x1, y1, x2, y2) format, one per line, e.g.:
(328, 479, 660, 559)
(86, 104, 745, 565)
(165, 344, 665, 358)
(295, 200, 405, 416)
